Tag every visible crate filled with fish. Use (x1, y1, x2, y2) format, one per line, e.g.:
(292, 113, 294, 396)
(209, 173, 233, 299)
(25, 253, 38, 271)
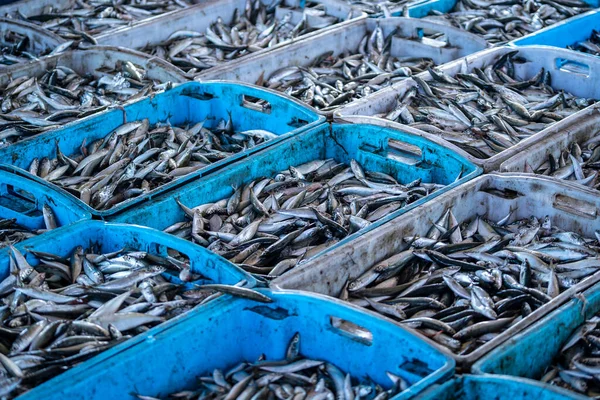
(273, 173, 600, 368)
(0, 0, 194, 43)
(0, 169, 90, 249)
(473, 278, 600, 399)
(200, 17, 487, 113)
(13, 289, 455, 400)
(337, 46, 600, 172)
(0, 220, 256, 399)
(407, 0, 594, 46)
(513, 9, 600, 55)
(0, 19, 67, 67)
(499, 112, 600, 189)
(414, 375, 581, 400)
(112, 122, 480, 279)
(0, 81, 323, 217)
(95, 0, 363, 76)
(0, 46, 188, 147)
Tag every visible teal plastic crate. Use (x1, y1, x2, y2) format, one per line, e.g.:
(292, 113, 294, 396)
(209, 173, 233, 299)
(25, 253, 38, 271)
(111, 122, 481, 269)
(17, 289, 455, 400)
(0, 81, 324, 218)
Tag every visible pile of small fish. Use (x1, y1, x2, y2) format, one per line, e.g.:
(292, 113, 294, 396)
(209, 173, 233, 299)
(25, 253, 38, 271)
(423, 0, 591, 46)
(0, 31, 46, 66)
(168, 159, 446, 276)
(142, 0, 341, 75)
(14, 0, 191, 42)
(0, 61, 172, 148)
(0, 244, 270, 398)
(342, 0, 408, 16)
(342, 208, 600, 355)
(0, 205, 58, 249)
(382, 51, 594, 159)
(530, 138, 600, 189)
(27, 117, 276, 211)
(259, 27, 434, 111)
(568, 29, 600, 56)
(137, 332, 403, 400)
(541, 315, 600, 396)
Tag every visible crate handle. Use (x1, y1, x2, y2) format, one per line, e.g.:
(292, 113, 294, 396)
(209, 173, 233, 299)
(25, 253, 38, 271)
(241, 94, 272, 114)
(0, 183, 38, 217)
(414, 27, 448, 48)
(555, 58, 590, 77)
(553, 194, 597, 219)
(386, 138, 422, 165)
(329, 316, 373, 346)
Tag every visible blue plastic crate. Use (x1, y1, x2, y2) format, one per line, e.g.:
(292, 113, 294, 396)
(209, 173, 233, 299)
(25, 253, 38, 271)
(473, 280, 600, 389)
(0, 220, 256, 399)
(415, 375, 588, 400)
(512, 10, 600, 49)
(0, 81, 325, 219)
(0, 169, 91, 246)
(111, 122, 481, 268)
(17, 289, 455, 400)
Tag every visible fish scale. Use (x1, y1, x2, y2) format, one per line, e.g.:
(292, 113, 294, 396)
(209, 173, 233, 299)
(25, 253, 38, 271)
(344, 210, 600, 355)
(383, 51, 594, 159)
(0, 243, 268, 398)
(140, 0, 342, 75)
(26, 118, 277, 211)
(169, 158, 445, 276)
(0, 61, 172, 148)
(135, 333, 403, 400)
(422, 0, 592, 46)
(15, 0, 192, 42)
(260, 27, 435, 111)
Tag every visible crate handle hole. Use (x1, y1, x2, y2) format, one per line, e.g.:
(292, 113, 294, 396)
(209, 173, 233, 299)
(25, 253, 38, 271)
(415, 27, 448, 48)
(553, 194, 597, 219)
(329, 316, 373, 346)
(387, 139, 422, 165)
(555, 58, 590, 77)
(242, 95, 272, 114)
(0, 184, 39, 215)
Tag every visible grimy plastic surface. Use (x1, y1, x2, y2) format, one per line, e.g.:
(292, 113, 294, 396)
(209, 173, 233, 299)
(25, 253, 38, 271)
(337, 45, 600, 172)
(415, 375, 590, 400)
(0, 81, 324, 218)
(0, 168, 90, 238)
(473, 281, 600, 387)
(96, 0, 365, 53)
(112, 122, 480, 265)
(273, 173, 600, 368)
(198, 17, 488, 115)
(0, 220, 255, 399)
(17, 289, 455, 400)
(512, 10, 600, 49)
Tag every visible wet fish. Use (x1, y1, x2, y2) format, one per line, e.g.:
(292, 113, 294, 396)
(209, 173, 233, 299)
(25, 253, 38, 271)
(26, 117, 276, 211)
(260, 27, 435, 111)
(423, 0, 591, 46)
(0, 205, 58, 248)
(531, 139, 600, 189)
(0, 244, 259, 398)
(13, 1, 192, 42)
(568, 29, 600, 56)
(0, 61, 175, 148)
(168, 158, 445, 276)
(141, 0, 343, 75)
(380, 51, 594, 159)
(541, 315, 600, 396)
(0, 30, 53, 66)
(344, 209, 600, 355)
(136, 332, 403, 400)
